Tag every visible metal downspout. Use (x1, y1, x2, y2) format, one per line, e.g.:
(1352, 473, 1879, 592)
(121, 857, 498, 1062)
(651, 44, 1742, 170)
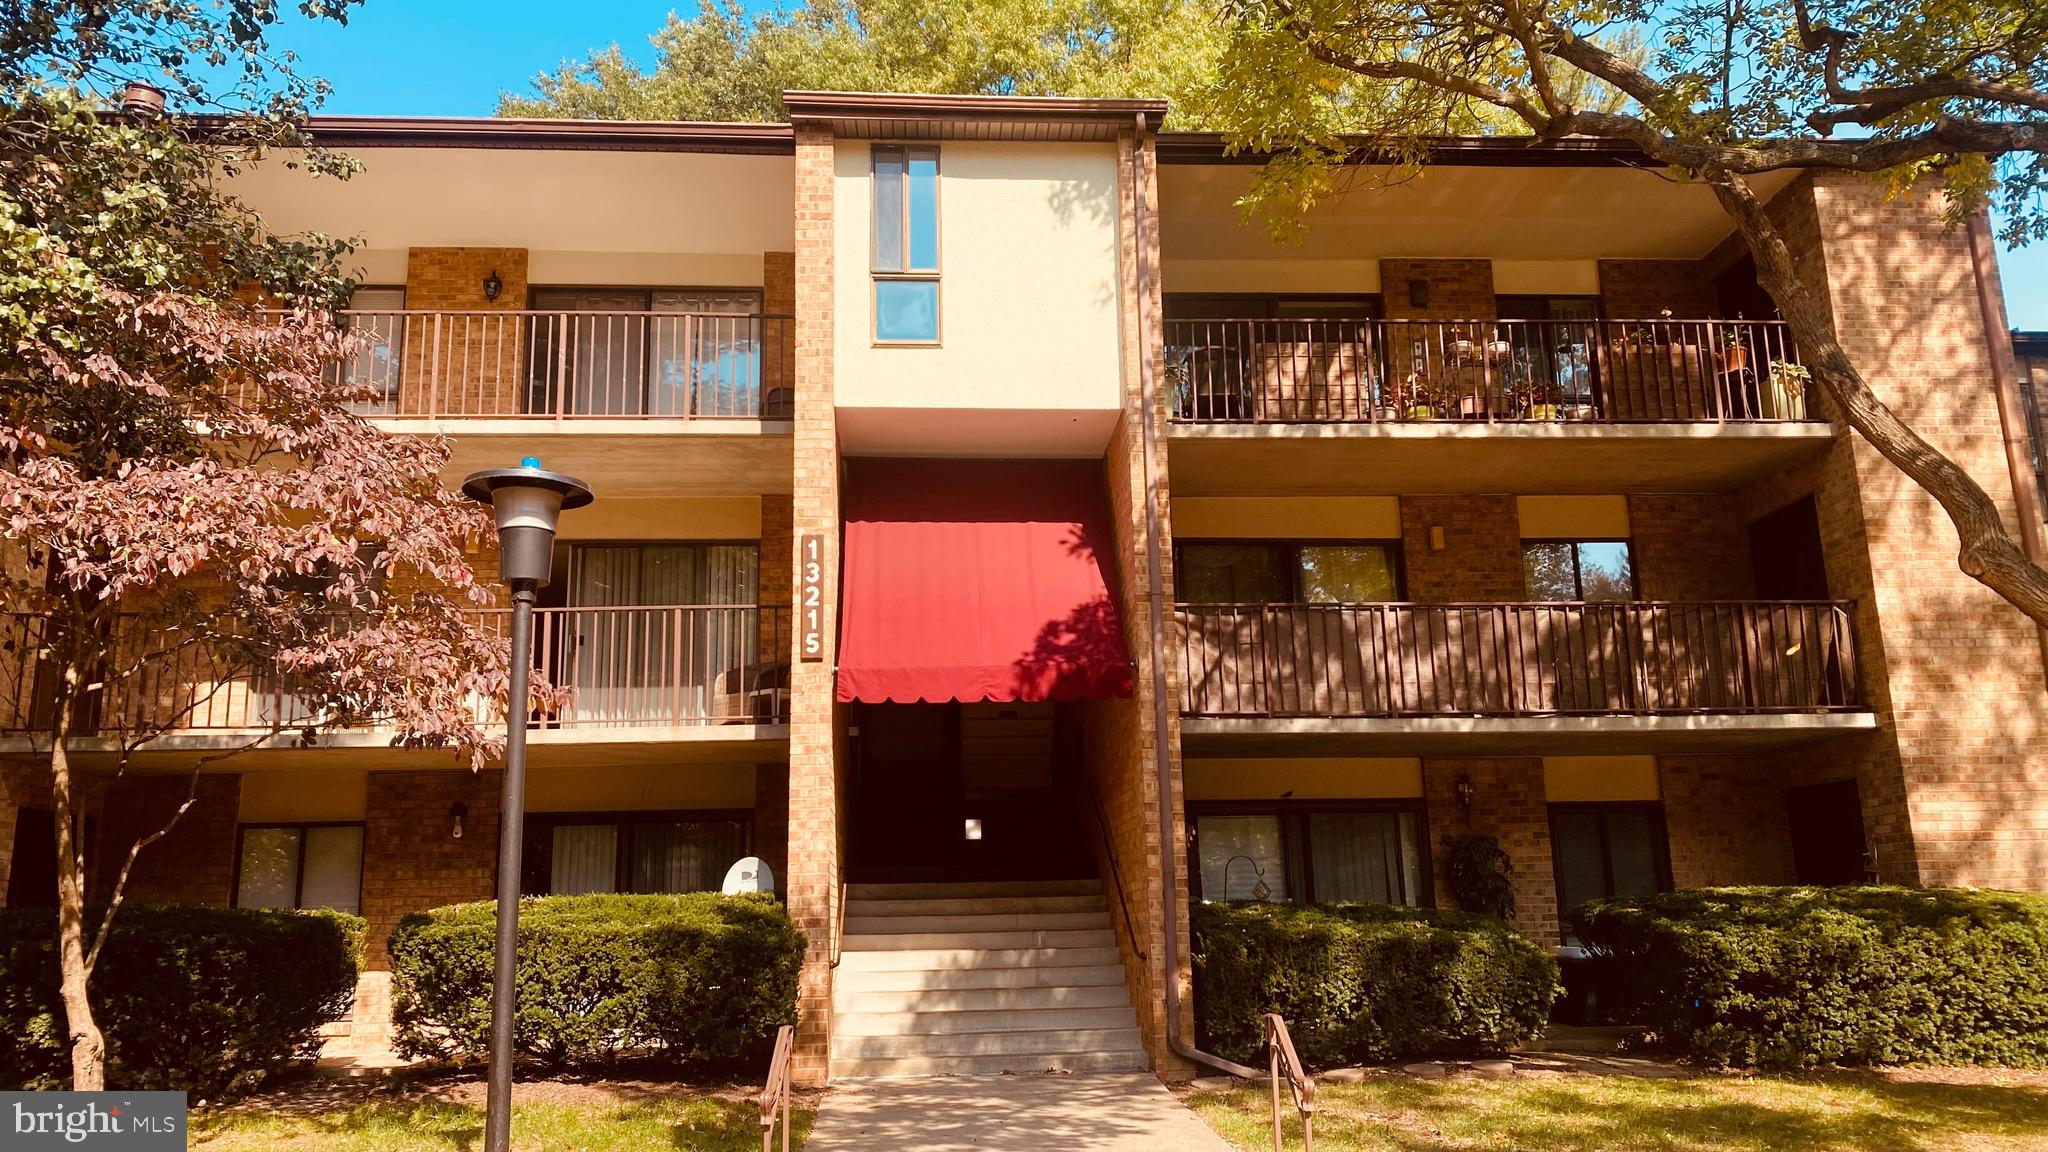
(1130, 111, 1265, 1081)
(1964, 212, 2048, 682)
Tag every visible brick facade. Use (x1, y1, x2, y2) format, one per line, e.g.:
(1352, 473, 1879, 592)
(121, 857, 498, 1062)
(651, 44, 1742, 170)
(1658, 755, 1798, 889)
(91, 773, 240, 908)
(1399, 495, 1524, 602)
(360, 770, 501, 969)
(1597, 259, 1721, 319)
(1422, 757, 1556, 941)
(1628, 494, 1756, 601)
(402, 247, 529, 416)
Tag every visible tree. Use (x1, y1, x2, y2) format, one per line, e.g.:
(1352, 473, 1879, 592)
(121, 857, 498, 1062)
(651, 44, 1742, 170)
(1, 2, 532, 1089)
(1198, 0, 2048, 627)
(498, 0, 1231, 121)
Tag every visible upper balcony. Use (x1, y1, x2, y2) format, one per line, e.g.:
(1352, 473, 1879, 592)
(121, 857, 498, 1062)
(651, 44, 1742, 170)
(1174, 599, 1875, 755)
(1163, 316, 1836, 496)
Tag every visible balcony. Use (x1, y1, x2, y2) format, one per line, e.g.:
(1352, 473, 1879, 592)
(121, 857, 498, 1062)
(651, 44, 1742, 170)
(1175, 600, 1875, 755)
(1163, 318, 1838, 496)
(0, 606, 791, 753)
(274, 310, 797, 497)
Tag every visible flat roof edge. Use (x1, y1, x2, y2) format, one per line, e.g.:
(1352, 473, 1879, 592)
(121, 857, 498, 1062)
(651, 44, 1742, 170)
(213, 115, 798, 154)
(1155, 132, 1662, 168)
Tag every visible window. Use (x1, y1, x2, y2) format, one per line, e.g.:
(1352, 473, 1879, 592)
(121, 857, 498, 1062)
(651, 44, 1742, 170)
(1496, 295, 1600, 406)
(1191, 805, 1427, 906)
(873, 145, 940, 343)
(1550, 803, 1669, 936)
(527, 287, 764, 416)
(520, 812, 750, 896)
(1178, 541, 1402, 603)
(1523, 540, 1634, 602)
(336, 287, 406, 413)
(235, 824, 364, 915)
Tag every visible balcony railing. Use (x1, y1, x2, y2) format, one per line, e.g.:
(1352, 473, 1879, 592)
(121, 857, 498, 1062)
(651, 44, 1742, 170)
(1176, 600, 1862, 719)
(1165, 318, 1811, 424)
(0, 605, 791, 737)
(253, 310, 795, 421)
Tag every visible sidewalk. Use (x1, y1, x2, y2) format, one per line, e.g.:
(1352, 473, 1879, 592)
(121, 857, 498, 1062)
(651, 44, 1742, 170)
(803, 1072, 1237, 1152)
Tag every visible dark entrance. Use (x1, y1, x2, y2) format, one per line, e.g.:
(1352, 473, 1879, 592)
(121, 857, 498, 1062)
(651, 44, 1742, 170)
(6, 807, 58, 907)
(1786, 779, 1870, 885)
(1748, 495, 1830, 599)
(847, 701, 1090, 882)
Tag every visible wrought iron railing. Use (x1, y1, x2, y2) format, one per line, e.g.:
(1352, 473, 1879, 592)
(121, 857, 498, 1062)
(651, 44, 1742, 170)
(1165, 318, 1810, 424)
(757, 1024, 795, 1152)
(1175, 600, 1863, 719)
(0, 605, 791, 737)
(1265, 1014, 1317, 1152)
(255, 309, 795, 420)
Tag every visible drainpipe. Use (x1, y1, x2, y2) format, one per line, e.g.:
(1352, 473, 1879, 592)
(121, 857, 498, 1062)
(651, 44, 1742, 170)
(1964, 212, 2048, 682)
(1131, 110, 1265, 1082)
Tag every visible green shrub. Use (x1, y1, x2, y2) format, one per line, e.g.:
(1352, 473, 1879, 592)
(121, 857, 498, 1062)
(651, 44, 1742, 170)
(1192, 901, 1559, 1067)
(1572, 886, 2048, 1069)
(390, 892, 803, 1070)
(0, 905, 362, 1097)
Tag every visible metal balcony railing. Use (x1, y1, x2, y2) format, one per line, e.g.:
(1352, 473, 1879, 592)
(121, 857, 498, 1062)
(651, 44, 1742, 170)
(1175, 600, 1863, 719)
(252, 310, 796, 420)
(0, 605, 791, 737)
(1165, 318, 1812, 424)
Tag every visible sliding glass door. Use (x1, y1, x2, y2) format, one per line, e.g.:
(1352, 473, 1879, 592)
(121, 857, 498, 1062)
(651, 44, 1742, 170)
(565, 544, 759, 724)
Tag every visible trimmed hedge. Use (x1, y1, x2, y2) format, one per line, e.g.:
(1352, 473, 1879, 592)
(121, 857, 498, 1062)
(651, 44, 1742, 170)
(0, 906, 363, 1096)
(390, 892, 803, 1070)
(1572, 886, 2048, 1069)
(1192, 901, 1559, 1067)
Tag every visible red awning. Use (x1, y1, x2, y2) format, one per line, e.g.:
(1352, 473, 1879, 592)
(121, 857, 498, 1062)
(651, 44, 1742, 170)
(836, 458, 1135, 704)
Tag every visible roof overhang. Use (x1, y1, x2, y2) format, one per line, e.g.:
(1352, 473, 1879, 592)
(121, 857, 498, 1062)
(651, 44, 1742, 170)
(783, 90, 1168, 141)
(1155, 132, 1666, 168)
(202, 114, 797, 154)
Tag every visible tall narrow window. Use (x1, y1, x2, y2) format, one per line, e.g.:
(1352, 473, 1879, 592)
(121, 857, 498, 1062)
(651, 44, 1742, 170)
(873, 145, 940, 343)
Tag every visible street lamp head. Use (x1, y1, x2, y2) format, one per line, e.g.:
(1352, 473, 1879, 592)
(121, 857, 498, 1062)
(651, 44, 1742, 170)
(461, 457, 594, 589)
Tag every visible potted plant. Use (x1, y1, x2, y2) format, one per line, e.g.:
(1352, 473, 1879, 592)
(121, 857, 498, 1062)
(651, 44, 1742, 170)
(1484, 326, 1513, 364)
(1721, 321, 1752, 374)
(1525, 375, 1563, 420)
(1397, 376, 1438, 420)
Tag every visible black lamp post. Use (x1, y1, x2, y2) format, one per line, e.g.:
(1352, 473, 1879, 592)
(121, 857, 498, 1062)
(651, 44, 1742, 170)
(461, 457, 592, 1152)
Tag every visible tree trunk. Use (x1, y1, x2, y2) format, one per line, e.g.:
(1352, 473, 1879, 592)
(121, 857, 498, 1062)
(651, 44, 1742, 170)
(1709, 171, 2048, 628)
(47, 662, 106, 1090)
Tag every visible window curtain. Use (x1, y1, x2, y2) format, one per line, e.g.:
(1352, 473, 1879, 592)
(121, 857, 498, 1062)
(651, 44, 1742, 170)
(1307, 811, 1422, 906)
(568, 545, 759, 724)
(630, 819, 747, 893)
(550, 825, 619, 894)
(1196, 815, 1288, 902)
(530, 289, 650, 416)
(299, 826, 364, 915)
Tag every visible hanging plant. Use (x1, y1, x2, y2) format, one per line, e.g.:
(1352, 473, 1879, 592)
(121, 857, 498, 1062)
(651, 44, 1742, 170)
(1441, 833, 1516, 920)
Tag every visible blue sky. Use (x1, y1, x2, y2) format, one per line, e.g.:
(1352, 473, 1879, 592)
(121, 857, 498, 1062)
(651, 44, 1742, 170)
(262, 2, 2048, 328)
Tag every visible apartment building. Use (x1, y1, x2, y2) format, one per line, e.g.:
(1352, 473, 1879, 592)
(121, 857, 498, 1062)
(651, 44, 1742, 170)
(1, 92, 2045, 1084)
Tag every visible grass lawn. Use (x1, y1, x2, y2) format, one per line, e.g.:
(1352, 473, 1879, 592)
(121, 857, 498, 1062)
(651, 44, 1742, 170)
(1181, 1067, 2048, 1152)
(190, 1072, 816, 1152)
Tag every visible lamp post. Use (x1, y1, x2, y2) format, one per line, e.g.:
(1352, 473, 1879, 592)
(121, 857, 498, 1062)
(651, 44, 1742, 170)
(461, 457, 592, 1152)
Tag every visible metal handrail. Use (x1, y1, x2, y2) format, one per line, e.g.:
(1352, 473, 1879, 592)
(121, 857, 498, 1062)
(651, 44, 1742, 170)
(1264, 1014, 1317, 1152)
(1087, 784, 1149, 962)
(830, 879, 847, 969)
(757, 1023, 794, 1152)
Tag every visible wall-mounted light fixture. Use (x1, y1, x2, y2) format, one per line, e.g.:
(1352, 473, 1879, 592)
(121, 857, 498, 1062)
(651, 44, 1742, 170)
(1454, 775, 1476, 811)
(963, 818, 984, 841)
(482, 270, 504, 302)
(449, 802, 468, 840)
(1428, 525, 1448, 552)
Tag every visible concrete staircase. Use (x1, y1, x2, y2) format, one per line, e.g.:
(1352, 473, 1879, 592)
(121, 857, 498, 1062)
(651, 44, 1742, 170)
(830, 879, 1149, 1078)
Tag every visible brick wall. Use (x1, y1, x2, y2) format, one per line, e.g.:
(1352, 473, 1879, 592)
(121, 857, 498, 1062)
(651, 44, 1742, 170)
(1597, 260, 1720, 319)
(402, 248, 529, 416)
(754, 762, 789, 889)
(0, 759, 52, 905)
(764, 252, 797, 418)
(1628, 494, 1756, 601)
(786, 125, 843, 1086)
(360, 770, 500, 970)
(1422, 757, 1556, 941)
(1659, 755, 1797, 888)
(1399, 495, 1524, 602)
(760, 495, 793, 661)
(1382, 259, 1496, 394)
(91, 773, 239, 907)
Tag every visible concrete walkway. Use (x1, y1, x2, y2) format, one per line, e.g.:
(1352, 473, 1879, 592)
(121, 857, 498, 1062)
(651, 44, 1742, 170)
(803, 1073, 1238, 1152)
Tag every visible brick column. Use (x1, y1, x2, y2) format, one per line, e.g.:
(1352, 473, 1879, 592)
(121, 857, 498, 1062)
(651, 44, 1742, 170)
(764, 252, 796, 417)
(1422, 757, 1555, 942)
(1399, 496, 1523, 603)
(1596, 260, 1721, 319)
(787, 125, 844, 1086)
(360, 770, 500, 970)
(402, 248, 529, 416)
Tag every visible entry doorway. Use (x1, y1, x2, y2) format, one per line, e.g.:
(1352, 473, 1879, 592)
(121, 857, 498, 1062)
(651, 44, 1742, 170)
(1786, 779, 1870, 885)
(847, 701, 1090, 882)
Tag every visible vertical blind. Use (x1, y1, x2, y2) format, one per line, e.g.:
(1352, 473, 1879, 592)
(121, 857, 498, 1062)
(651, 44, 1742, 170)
(567, 544, 759, 724)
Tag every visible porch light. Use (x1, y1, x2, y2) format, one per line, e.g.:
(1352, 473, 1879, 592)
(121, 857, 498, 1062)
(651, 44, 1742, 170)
(449, 802, 467, 840)
(1455, 775, 1476, 811)
(964, 818, 983, 841)
(461, 457, 593, 1152)
(482, 270, 504, 302)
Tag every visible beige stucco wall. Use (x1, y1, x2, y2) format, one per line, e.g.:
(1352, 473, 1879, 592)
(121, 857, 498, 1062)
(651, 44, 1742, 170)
(1173, 496, 1402, 539)
(831, 140, 1123, 414)
(556, 496, 763, 542)
(526, 762, 757, 812)
(1185, 757, 1424, 800)
(1543, 755, 1660, 802)
(239, 767, 370, 823)
(1517, 495, 1631, 538)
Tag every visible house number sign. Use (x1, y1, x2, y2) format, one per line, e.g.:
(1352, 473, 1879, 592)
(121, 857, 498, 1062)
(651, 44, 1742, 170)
(799, 534, 826, 662)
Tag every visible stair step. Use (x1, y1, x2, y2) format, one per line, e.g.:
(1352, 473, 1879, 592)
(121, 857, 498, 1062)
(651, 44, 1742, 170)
(834, 983, 1132, 1013)
(842, 928, 1114, 952)
(846, 880, 1102, 900)
(834, 963, 1129, 993)
(833, 1049, 1149, 1079)
(833, 946, 1124, 972)
(834, 1004, 1139, 1036)
(843, 911, 1109, 935)
(831, 1026, 1146, 1060)
(845, 894, 1106, 917)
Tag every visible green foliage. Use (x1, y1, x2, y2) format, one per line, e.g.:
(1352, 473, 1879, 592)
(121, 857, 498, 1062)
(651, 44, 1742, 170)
(1440, 833, 1517, 920)
(499, 0, 1229, 125)
(390, 893, 805, 1071)
(0, 905, 362, 1096)
(1192, 901, 1559, 1067)
(1572, 886, 2048, 1068)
